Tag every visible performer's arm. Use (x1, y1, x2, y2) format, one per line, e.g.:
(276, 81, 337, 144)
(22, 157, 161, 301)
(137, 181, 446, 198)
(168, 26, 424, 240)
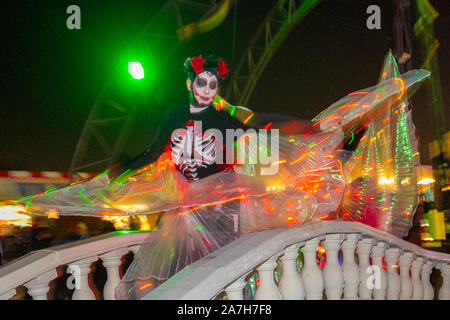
(112, 109, 176, 179)
(213, 95, 320, 133)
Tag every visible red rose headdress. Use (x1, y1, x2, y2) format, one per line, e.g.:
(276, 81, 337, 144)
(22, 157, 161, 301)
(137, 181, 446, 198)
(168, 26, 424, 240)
(184, 54, 228, 81)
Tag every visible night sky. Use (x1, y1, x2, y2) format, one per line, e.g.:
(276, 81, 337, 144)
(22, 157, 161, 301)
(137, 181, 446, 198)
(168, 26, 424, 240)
(2, 0, 449, 172)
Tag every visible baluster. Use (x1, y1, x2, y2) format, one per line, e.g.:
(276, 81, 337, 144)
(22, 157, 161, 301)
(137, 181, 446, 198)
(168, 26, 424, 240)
(0, 289, 16, 300)
(357, 238, 374, 300)
(411, 257, 424, 300)
(437, 263, 450, 300)
(128, 245, 141, 255)
(68, 256, 98, 300)
(342, 234, 361, 300)
(279, 244, 305, 300)
(385, 248, 401, 300)
(225, 274, 248, 300)
(99, 248, 129, 300)
(371, 241, 388, 300)
(301, 237, 324, 300)
(24, 269, 57, 300)
(399, 252, 414, 300)
(323, 234, 344, 300)
(421, 260, 434, 300)
(254, 253, 282, 300)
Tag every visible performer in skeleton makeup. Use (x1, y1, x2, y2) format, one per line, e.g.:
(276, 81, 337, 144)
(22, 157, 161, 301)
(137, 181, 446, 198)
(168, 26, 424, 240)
(121, 54, 341, 182)
(19, 52, 429, 300)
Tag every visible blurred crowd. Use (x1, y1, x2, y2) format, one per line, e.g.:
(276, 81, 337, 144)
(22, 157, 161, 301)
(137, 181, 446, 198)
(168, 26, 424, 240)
(0, 219, 116, 266)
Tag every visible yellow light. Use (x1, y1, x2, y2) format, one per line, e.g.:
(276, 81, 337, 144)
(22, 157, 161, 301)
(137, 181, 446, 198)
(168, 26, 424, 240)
(138, 215, 151, 231)
(46, 209, 59, 219)
(114, 204, 148, 212)
(415, 165, 434, 185)
(101, 215, 129, 230)
(378, 177, 394, 185)
(417, 178, 435, 185)
(0, 205, 32, 227)
(401, 179, 409, 185)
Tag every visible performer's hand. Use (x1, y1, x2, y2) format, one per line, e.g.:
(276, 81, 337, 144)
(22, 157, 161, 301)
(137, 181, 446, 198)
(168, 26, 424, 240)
(213, 95, 227, 111)
(319, 115, 344, 131)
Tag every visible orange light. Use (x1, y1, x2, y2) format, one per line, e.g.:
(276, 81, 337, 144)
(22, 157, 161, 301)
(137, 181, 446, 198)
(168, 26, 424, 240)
(271, 160, 287, 166)
(313, 114, 339, 128)
(317, 244, 326, 254)
(339, 103, 359, 110)
(140, 283, 152, 290)
(178, 194, 246, 216)
(348, 92, 369, 96)
(289, 152, 315, 165)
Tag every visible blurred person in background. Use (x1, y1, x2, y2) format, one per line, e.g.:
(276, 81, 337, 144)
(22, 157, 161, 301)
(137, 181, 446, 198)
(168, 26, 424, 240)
(0, 235, 22, 265)
(30, 226, 54, 251)
(57, 221, 89, 245)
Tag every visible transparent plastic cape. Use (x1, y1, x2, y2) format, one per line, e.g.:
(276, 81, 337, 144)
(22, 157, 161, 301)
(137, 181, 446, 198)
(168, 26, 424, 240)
(20, 52, 429, 299)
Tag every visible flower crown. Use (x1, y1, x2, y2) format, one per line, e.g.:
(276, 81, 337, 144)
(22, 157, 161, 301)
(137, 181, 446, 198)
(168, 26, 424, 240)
(183, 54, 228, 81)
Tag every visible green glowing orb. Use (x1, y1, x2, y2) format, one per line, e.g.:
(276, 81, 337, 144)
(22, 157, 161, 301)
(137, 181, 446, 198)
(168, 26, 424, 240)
(128, 62, 144, 79)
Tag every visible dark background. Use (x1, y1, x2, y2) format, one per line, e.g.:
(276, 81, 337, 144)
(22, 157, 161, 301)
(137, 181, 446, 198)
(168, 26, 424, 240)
(1, 0, 449, 172)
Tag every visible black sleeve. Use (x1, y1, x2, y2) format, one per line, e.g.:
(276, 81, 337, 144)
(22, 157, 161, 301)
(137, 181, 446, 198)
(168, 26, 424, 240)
(119, 108, 179, 173)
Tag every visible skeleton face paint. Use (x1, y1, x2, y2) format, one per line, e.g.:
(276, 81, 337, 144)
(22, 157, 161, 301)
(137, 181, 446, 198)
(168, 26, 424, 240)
(192, 71, 218, 106)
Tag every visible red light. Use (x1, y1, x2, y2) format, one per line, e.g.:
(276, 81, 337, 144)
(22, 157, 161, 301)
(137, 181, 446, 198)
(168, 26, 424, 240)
(304, 130, 313, 137)
(368, 196, 375, 202)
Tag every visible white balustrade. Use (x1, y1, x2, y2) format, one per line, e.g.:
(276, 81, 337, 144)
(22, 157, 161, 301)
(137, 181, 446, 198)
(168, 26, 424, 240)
(0, 289, 16, 300)
(411, 257, 424, 300)
(342, 234, 361, 300)
(437, 263, 450, 300)
(68, 256, 98, 300)
(2, 221, 450, 301)
(24, 269, 58, 300)
(421, 260, 435, 300)
(128, 245, 141, 255)
(357, 238, 374, 299)
(225, 274, 248, 300)
(99, 248, 129, 300)
(371, 241, 388, 300)
(385, 248, 401, 300)
(301, 237, 324, 300)
(399, 252, 414, 300)
(323, 234, 344, 300)
(278, 244, 305, 300)
(254, 253, 282, 300)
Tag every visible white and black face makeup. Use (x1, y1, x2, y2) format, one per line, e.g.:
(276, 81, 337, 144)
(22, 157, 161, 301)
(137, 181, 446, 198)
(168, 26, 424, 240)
(192, 71, 218, 106)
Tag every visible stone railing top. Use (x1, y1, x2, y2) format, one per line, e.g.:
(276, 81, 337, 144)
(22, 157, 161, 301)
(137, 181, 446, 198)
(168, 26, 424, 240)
(0, 230, 153, 295)
(143, 220, 450, 300)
